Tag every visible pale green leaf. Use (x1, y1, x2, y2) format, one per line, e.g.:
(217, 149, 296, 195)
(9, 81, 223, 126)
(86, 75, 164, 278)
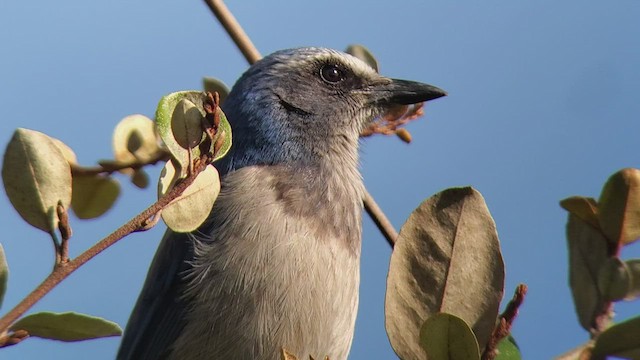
(0, 244, 8, 309)
(10, 311, 122, 341)
(598, 168, 640, 245)
(419, 313, 480, 360)
(2, 128, 72, 232)
(71, 175, 120, 219)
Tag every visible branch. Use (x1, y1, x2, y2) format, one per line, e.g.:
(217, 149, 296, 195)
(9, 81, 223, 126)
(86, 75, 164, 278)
(202, 0, 400, 247)
(70, 150, 170, 177)
(0, 95, 223, 337)
(482, 284, 527, 360)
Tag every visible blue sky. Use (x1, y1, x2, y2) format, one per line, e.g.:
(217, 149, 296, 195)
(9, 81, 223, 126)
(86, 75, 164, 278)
(1, 1, 640, 359)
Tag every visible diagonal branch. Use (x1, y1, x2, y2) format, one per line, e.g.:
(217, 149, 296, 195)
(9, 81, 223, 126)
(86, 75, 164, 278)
(202, 0, 399, 247)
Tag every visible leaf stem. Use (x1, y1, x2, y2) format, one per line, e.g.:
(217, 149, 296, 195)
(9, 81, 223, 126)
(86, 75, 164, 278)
(70, 150, 170, 177)
(202, 0, 400, 247)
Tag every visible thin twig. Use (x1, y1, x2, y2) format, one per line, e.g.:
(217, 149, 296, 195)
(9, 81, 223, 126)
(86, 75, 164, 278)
(482, 284, 527, 360)
(56, 203, 72, 265)
(0, 330, 29, 348)
(202, 0, 400, 247)
(70, 150, 170, 177)
(0, 96, 223, 336)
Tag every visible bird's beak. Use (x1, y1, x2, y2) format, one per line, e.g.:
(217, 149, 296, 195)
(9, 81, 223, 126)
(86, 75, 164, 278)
(370, 78, 447, 105)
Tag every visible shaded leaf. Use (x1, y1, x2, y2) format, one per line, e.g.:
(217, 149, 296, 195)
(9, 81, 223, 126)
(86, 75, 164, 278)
(598, 168, 640, 245)
(156, 91, 232, 172)
(385, 187, 504, 360)
(495, 336, 521, 360)
(420, 313, 480, 360)
(345, 44, 379, 72)
(158, 160, 220, 232)
(112, 114, 159, 175)
(2, 128, 72, 232)
(597, 257, 631, 302)
(203, 76, 230, 104)
(10, 311, 122, 341)
(0, 244, 7, 309)
(131, 169, 150, 189)
(71, 175, 120, 219)
(566, 214, 610, 331)
(560, 196, 600, 230)
(592, 316, 640, 360)
(624, 259, 640, 300)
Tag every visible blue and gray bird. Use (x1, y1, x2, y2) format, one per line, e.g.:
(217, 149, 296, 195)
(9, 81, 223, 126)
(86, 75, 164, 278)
(117, 47, 445, 360)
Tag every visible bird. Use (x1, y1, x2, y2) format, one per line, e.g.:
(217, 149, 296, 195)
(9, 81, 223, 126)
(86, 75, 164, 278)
(117, 47, 445, 360)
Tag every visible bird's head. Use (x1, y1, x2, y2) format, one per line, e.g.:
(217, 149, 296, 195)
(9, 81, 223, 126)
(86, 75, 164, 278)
(220, 47, 446, 170)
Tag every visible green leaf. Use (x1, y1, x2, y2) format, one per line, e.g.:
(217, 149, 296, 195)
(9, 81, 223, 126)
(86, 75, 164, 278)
(2, 128, 72, 233)
(592, 316, 640, 360)
(598, 168, 640, 245)
(419, 313, 480, 360)
(171, 98, 206, 150)
(345, 44, 379, 72)
(0, 244, 8, 309)
(71, 175, 121, 219)
(112, 114, 159, 175)
(560, 196, 600, 230)
(597, 257, 631, 302)
(10, 311, 122, 341)
(203, 77, 230, 104)
(566, 213, 610, 332)
(495, 336, 522, 360)
(158, 160, 221, 232)
(385, 187, 504, 360)
(155, 91, 232, 172)
(623, 259, 640, 300)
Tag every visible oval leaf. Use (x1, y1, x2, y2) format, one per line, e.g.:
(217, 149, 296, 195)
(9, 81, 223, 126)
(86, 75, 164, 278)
(420, 313, 480, 360)
(597, 257, 631, 302)
(0, 244, 8, 309)
(203, 76, 230, 104)
(495, 336, 522, 360)
(158, 160, 220, 233)
(566, 214, 610, 331)
(385, 187, 505, 360)
(51, 138, 78, 165)
(560, 196, 600, 230)
(131, 169, 150, 189)
(71, 175, 121, 219)
(10, 311, 122, 341)
(156, 91, 232, 170)
(112, 114, 159, 175)
(171, 98, 205, 150)
(598, 168, 640, 245)
(592, 316, 640, 360)
(345, 44, 379, 72)
(2, 128, 72, 232)
(624, 259, 640, 300)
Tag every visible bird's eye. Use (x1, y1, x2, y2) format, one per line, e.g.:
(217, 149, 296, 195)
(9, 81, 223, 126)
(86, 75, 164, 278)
(320, 64, 345, 84)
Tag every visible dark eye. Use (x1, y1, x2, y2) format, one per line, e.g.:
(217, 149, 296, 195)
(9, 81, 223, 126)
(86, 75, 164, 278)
(320, 64, 345, 83)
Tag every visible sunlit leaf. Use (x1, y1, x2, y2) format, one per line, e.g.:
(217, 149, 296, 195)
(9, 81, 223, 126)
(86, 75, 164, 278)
(51, 138, 78, 165)
(112, 114, 159, 175)
(10, 311, 122, 341)
(420, 313, 480, 360)
(385, 187, 504, 359)
(171, 98, 206, 150)
(598, 168, 640, 245)
(71, 175, 120, 219)
(203, 77, 230, 104)
(566, 214, 610, 331)
(592, 316, 640, 360)
(345, 44, 379, 72)
(158, 160, 220, 232)
(156, 91, 232, 172)
(0, 244, 8, 309)
(395, 128, 412, 143)
(560, 196, 600, 230)
(2, 128, 72, 232)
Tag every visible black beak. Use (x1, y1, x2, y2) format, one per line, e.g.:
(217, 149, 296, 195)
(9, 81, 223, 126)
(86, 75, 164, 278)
(372, 79, 447, 105)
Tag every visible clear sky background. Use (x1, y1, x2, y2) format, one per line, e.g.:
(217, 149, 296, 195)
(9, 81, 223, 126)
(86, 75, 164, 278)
(1, 1, 640, 359)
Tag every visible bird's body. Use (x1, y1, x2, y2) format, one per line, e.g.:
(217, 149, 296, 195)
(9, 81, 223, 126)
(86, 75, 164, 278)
(118, 47, 445, 360)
